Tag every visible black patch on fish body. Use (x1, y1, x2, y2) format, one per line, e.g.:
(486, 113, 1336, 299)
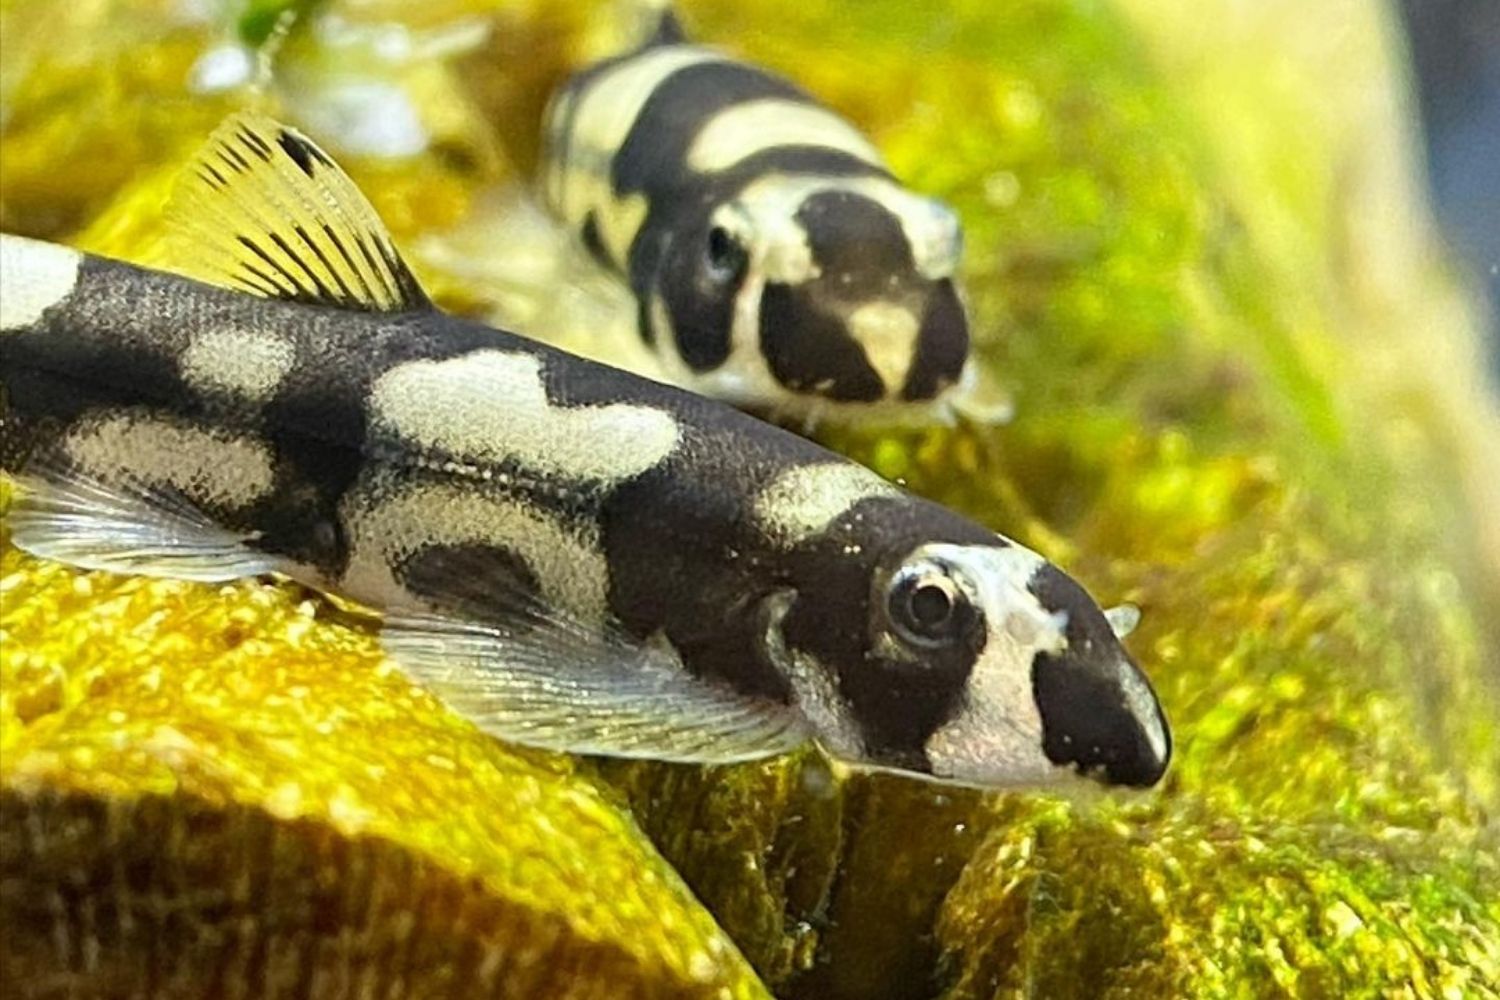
(1, 257, 197, 417)
(599, 457, 794, 701)
(580, 375, 833, 702)
(1028, 563, 1171, 787)
(250, 430, 362, 576)
(609, 61, 810, 197)
(395, 541, 543, 624)
(611, 532, 795, 702)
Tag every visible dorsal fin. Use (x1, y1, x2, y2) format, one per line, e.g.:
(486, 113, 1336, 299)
(616, 0, 687, 50)
(157, 112, 430, 312)
(643, 5, 688, 47)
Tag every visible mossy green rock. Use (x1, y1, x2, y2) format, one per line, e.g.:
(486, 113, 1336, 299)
(2, 0, 1498, 997)
(0, 550, 771, 999)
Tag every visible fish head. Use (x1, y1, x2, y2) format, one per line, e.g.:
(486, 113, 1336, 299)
(756, 186, 967, 404)
(666, 179, 969, 409)
(893, 542, 1171, 789)
(776, 531, 1171, 790)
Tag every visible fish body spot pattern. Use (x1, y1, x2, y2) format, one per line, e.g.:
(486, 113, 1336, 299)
(540, 9, 992, 426)
(0, 112, 1170, 791)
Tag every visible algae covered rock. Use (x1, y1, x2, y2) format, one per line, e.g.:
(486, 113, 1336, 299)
(0, 543, 770, 998)
(2, 0, 1498, 997)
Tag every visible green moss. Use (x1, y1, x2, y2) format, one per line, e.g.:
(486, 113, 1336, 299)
(937, 801, 1500, 998)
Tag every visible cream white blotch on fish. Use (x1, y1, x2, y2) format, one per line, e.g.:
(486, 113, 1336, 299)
(180, 328, 297, 400)
(369, 351, 679, 482)
(1, 237, 81, 332)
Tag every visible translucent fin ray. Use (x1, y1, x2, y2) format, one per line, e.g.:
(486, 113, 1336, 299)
(383, 607, 811, 765)
(950, 362, 1016, 426)
(7, 462, 278, 582)
(1105, 603, 1142, 639)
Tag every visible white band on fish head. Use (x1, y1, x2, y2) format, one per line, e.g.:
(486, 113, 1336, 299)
(712, 195, 819, 286)
(909, 541, 1072, 788)
(899, 194, 963, 281)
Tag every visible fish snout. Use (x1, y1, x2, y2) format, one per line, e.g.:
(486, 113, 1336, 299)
(1031, 647, 1172, 787)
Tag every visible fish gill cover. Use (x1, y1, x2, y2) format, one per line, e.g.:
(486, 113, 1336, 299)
(1, 0, 1498, 998)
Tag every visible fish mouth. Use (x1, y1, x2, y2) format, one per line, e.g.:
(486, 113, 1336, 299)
(1032, 649, 1172, 788)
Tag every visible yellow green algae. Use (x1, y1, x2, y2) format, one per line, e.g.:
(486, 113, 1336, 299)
(0, 511, 770, 999)
(2, 0, 1499, 998)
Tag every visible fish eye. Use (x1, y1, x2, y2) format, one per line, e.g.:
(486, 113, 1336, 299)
(885, 561, 975, 649)
(705, 226, 746, 283)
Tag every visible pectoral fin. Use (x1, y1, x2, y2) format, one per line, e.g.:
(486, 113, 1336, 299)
(382, 603, 811, 765)
(7, 459, 278, 582)
(950, 362, 1015, 426)
(1105, 603, 1142, 639)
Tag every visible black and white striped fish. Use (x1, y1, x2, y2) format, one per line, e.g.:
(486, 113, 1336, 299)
(540, 7, 1002, 424)
(0, 114, 1168, 789)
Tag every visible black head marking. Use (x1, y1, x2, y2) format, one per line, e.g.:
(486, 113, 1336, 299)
(794, 190, 917, 301)
(754, 190, 954, 402)
(777, 497, 997, 767)
(901, 279, 970, 401)
(656, 222, 749, 372)
(759, 282, 885, 401)
(1028, 564, 1170, 787)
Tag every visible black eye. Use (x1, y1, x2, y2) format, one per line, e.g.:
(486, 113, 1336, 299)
(887, 564, 974, 649)
(705, 226, 745, 282)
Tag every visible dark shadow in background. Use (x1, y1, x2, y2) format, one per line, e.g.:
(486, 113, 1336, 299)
(1397, 0, 1500, 379)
